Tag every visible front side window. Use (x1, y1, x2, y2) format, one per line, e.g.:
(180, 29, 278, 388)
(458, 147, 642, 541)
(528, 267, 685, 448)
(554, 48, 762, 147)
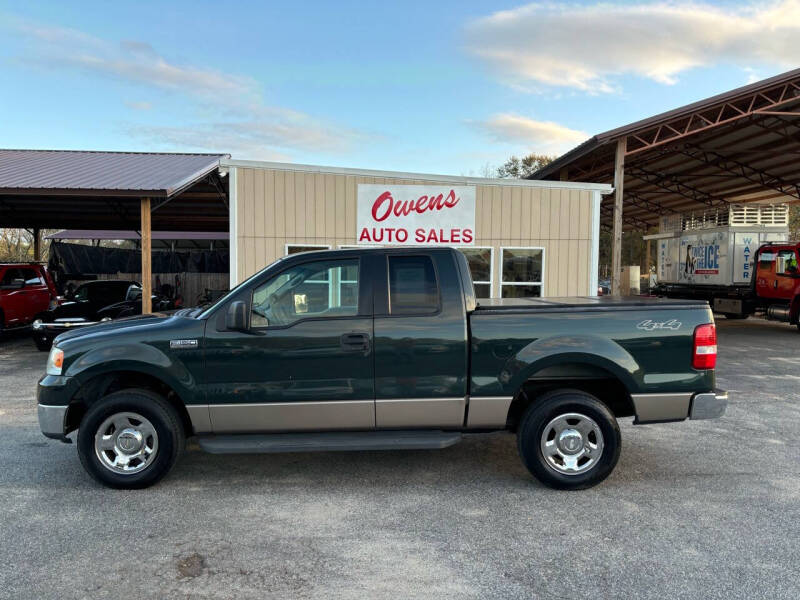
(458, 248, 492, 298)
(388, 255, 439, 315)
(251, 258, 359, 327)
(501, 248, 544, 298)
(73, 284, 90, 301)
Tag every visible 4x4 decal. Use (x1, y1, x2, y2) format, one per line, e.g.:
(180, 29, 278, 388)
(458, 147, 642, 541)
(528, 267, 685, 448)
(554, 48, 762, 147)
(636, 319, 682, 331)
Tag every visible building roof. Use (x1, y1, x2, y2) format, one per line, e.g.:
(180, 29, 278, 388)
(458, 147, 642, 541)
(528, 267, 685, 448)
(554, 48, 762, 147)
(529, 67, 800, 230)
(0, 149, 228, 198)
(221, 158, 614, 193)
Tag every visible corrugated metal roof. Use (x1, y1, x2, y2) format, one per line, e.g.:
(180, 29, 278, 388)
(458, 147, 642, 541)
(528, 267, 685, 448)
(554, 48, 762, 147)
(46, 229, 228, 240)
(527, 67, 800, 229)
(532, 66, 800, 183)
(0, 149, 229, 198)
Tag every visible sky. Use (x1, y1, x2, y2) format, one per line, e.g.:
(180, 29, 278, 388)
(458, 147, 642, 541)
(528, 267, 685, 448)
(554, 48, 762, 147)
(1, 0, 800, 176)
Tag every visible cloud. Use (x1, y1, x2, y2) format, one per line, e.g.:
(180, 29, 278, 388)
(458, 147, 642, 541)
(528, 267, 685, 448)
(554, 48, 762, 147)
(130, 114, 373, 160)
(464, 1, 800, 93)
(472, 113, 588, 153)
(9, 18, 372, 158)
(125, 100, 152, 111)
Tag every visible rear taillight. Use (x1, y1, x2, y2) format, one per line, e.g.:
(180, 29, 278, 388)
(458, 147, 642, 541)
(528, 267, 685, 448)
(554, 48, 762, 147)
(693, 323, 717, 369)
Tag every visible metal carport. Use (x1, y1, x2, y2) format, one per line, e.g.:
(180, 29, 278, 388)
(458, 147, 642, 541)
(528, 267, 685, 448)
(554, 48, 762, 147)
(0, 150, 230, 311)
(530, 67, 800, 295)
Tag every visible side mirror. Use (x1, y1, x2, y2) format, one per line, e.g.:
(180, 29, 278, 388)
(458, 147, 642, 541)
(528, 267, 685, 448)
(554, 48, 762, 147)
(225, 300, 249, 332)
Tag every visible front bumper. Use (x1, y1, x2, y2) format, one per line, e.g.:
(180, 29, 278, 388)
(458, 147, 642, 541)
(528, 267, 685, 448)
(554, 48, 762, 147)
(38, 404, 70, 440)
(632, 388, 728, 423)
(33, 319, 98, 335)
(36, 375, 80, 441)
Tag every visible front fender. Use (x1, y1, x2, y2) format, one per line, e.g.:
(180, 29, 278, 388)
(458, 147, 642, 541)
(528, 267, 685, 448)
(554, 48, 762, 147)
(64, 341, 199, 404)
(503, 334, 641, 394)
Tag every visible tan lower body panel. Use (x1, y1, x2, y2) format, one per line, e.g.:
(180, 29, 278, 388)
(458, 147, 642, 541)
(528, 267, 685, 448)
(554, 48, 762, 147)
(631, 393, 693, 423)
(375, 397, 465, 428)
(186, 405, 213, 434)
(207, 400, 375, 433)
(466, 396, 513, 428)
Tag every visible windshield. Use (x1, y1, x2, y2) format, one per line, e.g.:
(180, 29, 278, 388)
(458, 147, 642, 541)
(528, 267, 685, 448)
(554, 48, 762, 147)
(196, 255, 288, 319)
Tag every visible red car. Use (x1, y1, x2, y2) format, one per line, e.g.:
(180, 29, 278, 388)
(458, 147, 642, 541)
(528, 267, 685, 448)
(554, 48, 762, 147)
(0, 263, 58, 334)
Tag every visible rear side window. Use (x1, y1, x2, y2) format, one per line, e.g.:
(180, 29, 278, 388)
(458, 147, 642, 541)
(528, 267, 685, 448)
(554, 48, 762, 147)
(388, 256, 439, 315)
(1, 268, 22, 285)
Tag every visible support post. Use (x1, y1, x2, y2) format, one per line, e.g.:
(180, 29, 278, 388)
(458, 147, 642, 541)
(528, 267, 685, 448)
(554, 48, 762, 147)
(141, 198, 152, 314)
(645, 238, 652, 273)
(611, 138, 626, 296)
(33, 228, 41, 262)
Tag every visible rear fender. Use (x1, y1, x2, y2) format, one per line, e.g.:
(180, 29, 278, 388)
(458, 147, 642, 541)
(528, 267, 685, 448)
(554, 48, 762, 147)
(509, 334, 640, 393)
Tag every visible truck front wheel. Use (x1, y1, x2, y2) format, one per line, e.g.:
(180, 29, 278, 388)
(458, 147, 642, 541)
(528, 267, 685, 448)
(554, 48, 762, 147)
(517, 389, 621, 490)
(77, 389, 185, 489)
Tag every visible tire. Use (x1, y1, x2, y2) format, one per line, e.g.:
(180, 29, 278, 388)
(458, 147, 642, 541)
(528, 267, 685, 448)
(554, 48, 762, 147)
(77, 389, 185, 489)
(33, 335, 51, 351)
(517, 389, 621, 490)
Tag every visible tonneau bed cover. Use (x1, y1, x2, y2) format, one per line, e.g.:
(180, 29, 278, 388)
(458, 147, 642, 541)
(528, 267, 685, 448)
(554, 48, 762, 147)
(474, 296, 709, 312)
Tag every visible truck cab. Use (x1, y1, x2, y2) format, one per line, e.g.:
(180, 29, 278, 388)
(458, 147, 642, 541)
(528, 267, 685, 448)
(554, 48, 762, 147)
(37, 247, 726, 491)
(753, 242, 800, 326)
(0, 263, 57, 332)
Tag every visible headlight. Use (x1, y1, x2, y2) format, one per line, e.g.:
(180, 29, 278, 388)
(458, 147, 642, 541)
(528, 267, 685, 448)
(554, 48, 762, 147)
(46, 347, 64, 376)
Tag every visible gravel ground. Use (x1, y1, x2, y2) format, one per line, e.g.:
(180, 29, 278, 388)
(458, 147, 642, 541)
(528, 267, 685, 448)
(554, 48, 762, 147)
(1, 318, 799, 599)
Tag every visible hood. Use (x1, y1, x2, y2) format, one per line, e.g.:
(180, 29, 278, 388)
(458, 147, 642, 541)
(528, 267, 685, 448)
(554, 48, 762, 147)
(54, 312, 171, 345)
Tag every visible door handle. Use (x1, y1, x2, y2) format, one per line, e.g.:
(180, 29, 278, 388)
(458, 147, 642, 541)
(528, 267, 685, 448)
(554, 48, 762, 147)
(340, 332, 370, 352)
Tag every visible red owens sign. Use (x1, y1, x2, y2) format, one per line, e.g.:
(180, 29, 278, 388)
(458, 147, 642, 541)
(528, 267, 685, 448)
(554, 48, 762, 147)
(357, 184, 476, 246)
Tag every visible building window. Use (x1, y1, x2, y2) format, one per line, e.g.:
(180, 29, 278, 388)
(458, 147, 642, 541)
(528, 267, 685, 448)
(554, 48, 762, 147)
(285, 244, 331, 255)
(500, 247, 544, 298)
(457, 247, 492, 298)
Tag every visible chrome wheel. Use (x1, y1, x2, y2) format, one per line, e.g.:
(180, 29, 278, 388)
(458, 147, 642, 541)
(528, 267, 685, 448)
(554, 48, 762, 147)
(94, 412, 159, 475)
(539, 412, 604, 476)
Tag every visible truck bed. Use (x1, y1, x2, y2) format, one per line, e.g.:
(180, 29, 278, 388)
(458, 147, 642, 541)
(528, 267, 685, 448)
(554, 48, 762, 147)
(474, 296, 708, 313)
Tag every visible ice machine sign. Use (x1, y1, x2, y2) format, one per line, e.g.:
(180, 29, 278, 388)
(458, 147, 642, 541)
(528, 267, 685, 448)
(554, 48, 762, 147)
(691, 243, 720, 275)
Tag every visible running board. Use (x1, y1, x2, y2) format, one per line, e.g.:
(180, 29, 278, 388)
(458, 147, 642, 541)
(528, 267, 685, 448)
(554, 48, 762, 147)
(196, 430, 463, 454)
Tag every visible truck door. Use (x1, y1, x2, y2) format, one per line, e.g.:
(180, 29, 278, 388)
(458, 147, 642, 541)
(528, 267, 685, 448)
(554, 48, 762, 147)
(19, 267, 51, 320)
(203, 254, 376, 433)
(372, 250, 469, 429)
(0, 268, 24, 325)
(775, 250, 798, 299)
(755, 250, 779, 299)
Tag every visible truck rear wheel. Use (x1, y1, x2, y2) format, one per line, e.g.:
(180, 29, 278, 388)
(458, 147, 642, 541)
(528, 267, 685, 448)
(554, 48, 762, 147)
(77, 389, 185, 489)
(517, 389, 621, 490)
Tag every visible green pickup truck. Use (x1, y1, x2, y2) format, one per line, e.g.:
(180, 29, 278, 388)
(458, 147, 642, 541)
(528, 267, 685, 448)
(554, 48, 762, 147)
(37, 247, 726, 490)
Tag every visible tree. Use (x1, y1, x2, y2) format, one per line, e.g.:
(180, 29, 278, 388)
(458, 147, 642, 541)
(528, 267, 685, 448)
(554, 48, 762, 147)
(0, 228, 57, 262)
(496, 153, 556, 179)
(790, 205, 800, 242)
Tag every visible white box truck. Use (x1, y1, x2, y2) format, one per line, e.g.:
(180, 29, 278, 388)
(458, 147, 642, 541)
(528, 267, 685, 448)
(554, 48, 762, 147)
(647, 204, 789, 315)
